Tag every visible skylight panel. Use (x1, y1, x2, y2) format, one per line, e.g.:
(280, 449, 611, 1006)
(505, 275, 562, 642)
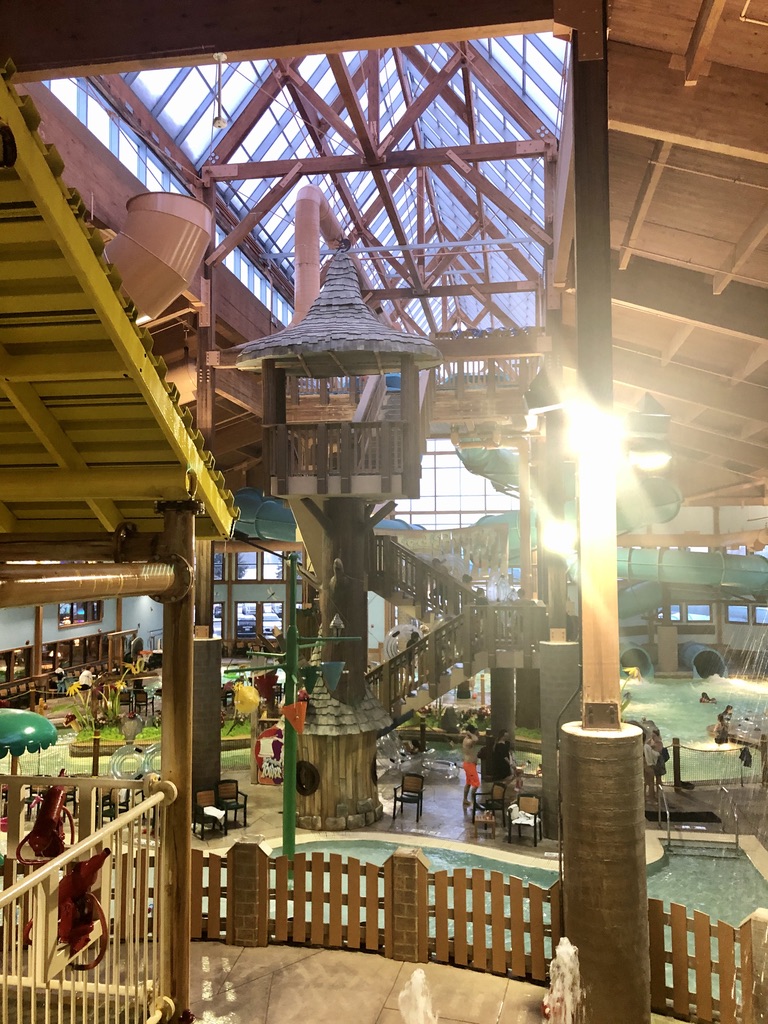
(129, 67, 183, 104)
(523, 80, 559, 132)
(184, 118, 218, 162)
(163, 70, 211, 131)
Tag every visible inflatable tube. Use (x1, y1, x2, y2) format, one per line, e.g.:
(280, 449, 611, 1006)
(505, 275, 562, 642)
(109, 744, 146, 780)
(619, 643, 654, 680)
(678, 642, 727, 680)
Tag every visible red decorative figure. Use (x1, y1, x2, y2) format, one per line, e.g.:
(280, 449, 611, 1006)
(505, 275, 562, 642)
(16, 786, 75, 865)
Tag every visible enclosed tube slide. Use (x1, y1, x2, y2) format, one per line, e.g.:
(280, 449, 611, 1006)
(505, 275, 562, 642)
(678, 642, 727, 679)
(616, 547, 768, 599)
(619, 642, 654, 680)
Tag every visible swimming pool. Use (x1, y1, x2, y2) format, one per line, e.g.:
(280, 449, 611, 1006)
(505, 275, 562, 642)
(267, 837, 558, 887)
(266, 836, 768, 927)
(647, 847, 768, 927)
(625, 674, 768, 746)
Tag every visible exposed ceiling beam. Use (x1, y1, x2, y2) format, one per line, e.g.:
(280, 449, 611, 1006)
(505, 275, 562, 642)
(618, 140, 672, 270)
(610, 254, 768, 343)
(364, 280, 537, 300)
(203, 140, 549, 183)
(210, 67, 291, 166)
(670, 421, 768, 471)
(609, 41, 768, 165)
(669, 0, 727, 86)
(8, 1, 555, 80)
(378, 52, 464, 157)
(712, 201, 768, 295)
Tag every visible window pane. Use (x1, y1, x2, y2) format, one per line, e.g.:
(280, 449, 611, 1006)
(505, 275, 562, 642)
(263, 602, 283, 636)
(727, 605, 749, 623)
(212, 602, 223, 638)
(236, 602, 258, 638)
(213, 552, 224, 580)
(236, 552, 259, 580)
(263, 552, 283, 580)
(686, 604, 712, 622)
(670, 605, 681, 622)
(755, 606, 768, 624)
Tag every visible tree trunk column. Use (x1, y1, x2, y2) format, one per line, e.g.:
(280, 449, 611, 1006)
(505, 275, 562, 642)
(318, 498, 369, 704)
(158, 500, 197, 1019)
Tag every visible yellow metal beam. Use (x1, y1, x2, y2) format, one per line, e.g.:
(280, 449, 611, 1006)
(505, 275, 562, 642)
(0, 72, 236, 537)
(0, 350, 126, 382)
(0, 467, 194, 501)
(0, 368, 123, 531)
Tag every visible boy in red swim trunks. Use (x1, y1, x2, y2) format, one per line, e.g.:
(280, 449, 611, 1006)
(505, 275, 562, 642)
(462, 727, 481, 806)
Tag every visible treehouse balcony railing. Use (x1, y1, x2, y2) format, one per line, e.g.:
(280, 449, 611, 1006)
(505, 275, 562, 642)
(265, 421, 420, 498)
(1, 774, 177, 1024)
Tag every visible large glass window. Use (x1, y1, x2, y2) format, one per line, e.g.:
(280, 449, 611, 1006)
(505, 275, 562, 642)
(263, 602, 283, 637)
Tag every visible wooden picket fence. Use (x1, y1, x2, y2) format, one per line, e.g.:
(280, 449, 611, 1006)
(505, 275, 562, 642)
(648, 897, 752, 1023)
(189, 848, 754, 1021)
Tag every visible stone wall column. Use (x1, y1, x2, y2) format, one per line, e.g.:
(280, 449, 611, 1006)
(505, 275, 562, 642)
(229, 841, 264, 947)
(389, 848, 430, 962)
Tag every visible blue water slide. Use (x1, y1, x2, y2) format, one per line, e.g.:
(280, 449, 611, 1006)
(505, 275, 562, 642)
(678, 641, 727, 679)
(233, 488, 296, 542)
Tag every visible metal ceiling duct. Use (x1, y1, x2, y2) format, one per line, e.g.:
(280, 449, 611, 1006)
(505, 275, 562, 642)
(107, 192, 213, 320)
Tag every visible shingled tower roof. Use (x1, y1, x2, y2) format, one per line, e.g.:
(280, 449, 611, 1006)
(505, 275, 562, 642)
(237, 246, 442, 377)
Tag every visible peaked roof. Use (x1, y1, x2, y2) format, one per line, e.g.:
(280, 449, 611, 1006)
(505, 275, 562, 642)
(236, 248, 442, 375)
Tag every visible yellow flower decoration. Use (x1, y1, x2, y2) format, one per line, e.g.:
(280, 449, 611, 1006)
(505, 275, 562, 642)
(66, 680, 82, 697)
(233, 682, 260, 715)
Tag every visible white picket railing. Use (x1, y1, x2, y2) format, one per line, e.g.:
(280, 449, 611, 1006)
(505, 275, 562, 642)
(1, 775, 176, 1024)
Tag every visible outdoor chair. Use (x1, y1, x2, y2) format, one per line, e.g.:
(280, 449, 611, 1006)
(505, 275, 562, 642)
(507, 795, 541, 846)
(132, 689, 148, 714)
(472, 782, 508, 826)
(392, 772, 425, 822)
(193, 789, 227, 838)
(216, 779, 248, 828)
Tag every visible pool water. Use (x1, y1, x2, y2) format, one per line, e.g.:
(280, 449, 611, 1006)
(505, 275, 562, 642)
(270, 838, 558, 888)
(270, 838, 768, 927)
(625, 674, 768, 746)
(647, 848, 768, 927)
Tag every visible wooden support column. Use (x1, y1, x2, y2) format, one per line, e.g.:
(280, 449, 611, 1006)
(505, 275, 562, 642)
(563, 18, 651, 1024)
(400, 355, 421, 496)
(157, 499, 198, 1020)
(194, 539, 213, 633)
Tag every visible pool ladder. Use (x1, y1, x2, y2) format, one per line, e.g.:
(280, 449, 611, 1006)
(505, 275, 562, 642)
(658, 785, 672, 851)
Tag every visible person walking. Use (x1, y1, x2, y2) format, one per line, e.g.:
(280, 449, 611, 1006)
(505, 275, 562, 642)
(643, 732, 660, 801)
(462, 726, 481, 807)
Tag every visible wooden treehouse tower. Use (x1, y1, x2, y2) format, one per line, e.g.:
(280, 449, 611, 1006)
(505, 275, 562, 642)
(237, 245, 441, 829)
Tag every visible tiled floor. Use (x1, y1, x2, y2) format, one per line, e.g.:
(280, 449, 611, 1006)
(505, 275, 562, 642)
(189, 943, 546, 1024)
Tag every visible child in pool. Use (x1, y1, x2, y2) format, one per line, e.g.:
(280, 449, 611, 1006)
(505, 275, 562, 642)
(700, 692, 717, 704)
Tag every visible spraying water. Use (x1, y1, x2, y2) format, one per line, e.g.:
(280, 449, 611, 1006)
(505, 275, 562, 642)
(541, 937, 583, 1023)
(399, 968, 438, 1024)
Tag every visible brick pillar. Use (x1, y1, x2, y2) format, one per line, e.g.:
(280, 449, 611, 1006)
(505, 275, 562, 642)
(390, 848, 430, 962)
(229, 841, 263, 946)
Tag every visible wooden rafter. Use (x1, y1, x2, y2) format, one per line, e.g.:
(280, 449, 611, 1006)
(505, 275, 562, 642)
(712, 201, 768, 295)
(669, 0, 727, 86)
(618, 140, 672, 271)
